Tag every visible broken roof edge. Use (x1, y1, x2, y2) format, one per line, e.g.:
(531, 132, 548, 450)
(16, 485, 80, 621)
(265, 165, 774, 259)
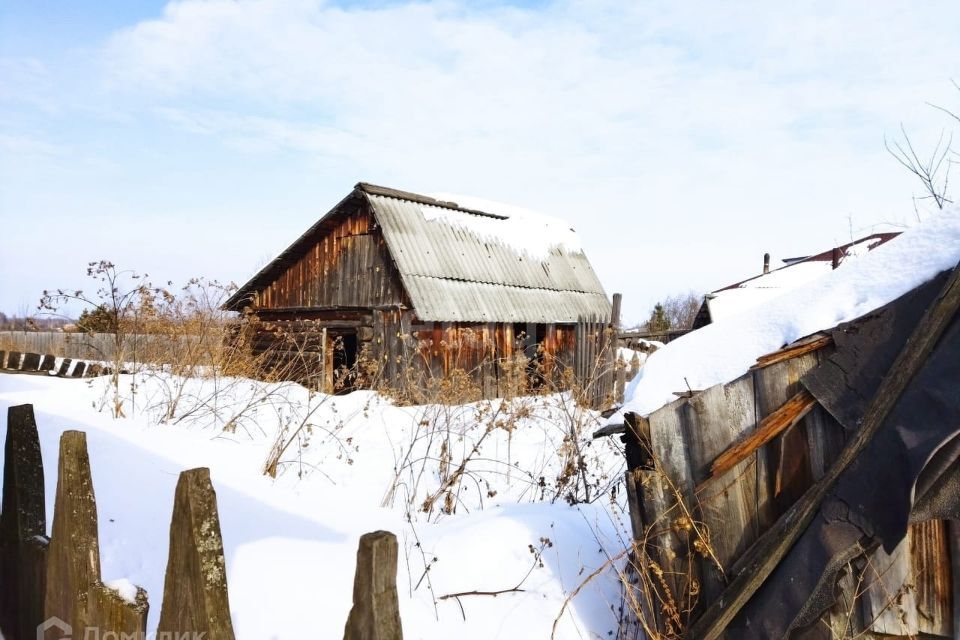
(713, 232, 901, 294)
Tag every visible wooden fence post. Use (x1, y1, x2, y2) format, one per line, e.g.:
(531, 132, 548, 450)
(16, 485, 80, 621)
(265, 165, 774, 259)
(343, 530, 403, 640)
(610, 293, 623, 401)
(43, 431, 101, 635)
(157, 467, 236, 640)
(0, 404, 48, 640)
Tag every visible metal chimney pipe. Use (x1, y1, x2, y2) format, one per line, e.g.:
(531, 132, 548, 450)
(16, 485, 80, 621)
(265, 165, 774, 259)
(763, 253, 770, 274)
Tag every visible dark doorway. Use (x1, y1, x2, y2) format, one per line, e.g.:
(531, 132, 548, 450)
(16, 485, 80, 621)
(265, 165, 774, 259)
(330, 331, 359, 393)
(513, 323, 548, 389)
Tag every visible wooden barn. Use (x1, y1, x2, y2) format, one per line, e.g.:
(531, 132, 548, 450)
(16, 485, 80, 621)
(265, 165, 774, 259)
(223, 182, 613, 396)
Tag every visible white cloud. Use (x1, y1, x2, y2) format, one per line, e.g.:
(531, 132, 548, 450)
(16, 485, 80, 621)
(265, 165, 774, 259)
(5, 0, 960, 320)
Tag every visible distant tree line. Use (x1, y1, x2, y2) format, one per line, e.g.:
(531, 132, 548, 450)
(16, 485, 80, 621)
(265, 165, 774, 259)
(639, 291, 702, 333)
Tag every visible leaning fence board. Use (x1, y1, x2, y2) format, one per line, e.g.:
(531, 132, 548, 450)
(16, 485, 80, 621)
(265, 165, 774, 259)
(44, 430, 102, 632)
(157, 467, 236, 640)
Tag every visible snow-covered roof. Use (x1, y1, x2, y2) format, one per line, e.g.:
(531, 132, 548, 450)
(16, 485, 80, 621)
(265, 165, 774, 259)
(615, 208, 960, 420)
(705, 233, 898, 323)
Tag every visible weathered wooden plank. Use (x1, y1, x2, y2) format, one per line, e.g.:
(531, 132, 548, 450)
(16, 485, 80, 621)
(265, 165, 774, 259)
(0, 404, 48, 640)
(343, 530, 403, 640)
(625, 411, 694, 637)
(754, 354, 820, 516)
(642, 401, 704, 625)
(157, 467, 235, 640)
(687, 260, 960, 640)
(910, 520, 952, 637)
(750, 334, 833, 370)
(72, 361, 87, 377)
(683, 376, 759, 602)
(951, 521, 960, 638)
(860, 530, 919, 635)
(44, 430, 102, 632)
(702, 389, 816, 489)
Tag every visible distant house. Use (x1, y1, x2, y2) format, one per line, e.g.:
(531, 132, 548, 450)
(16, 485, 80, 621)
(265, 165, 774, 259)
(691, 232, 900, 329)
(224, 182, 612, 395)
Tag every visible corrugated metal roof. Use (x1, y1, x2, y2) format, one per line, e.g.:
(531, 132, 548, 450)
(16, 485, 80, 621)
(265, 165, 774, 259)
(364, 190, 610, 322)
(403, 276, 611, 323)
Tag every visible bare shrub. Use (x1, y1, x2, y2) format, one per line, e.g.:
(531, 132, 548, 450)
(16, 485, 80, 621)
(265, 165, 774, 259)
(40, 261, 171, 417)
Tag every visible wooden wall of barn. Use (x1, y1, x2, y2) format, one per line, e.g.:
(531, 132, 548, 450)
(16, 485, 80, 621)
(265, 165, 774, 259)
(372, 311, 579, 398)
(254, 206, 406, 310)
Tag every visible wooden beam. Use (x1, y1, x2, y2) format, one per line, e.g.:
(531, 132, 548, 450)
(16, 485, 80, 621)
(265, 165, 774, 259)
(750, 334, 833, 370)
(697, 389, 816, 491)
(686, 261, 960, 640)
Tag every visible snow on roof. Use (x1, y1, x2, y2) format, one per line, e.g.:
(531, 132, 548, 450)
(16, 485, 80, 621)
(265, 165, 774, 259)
(707, 235, 895, 322)
(615, 207, 960, 419)
(427, 192, 582, 260)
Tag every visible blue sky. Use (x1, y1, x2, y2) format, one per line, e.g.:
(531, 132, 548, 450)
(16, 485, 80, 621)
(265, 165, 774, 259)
(2, 0, 959, 324)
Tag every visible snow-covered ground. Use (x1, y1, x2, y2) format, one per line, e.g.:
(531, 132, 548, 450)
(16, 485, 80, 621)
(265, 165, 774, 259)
(0, 373, 629, 639)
